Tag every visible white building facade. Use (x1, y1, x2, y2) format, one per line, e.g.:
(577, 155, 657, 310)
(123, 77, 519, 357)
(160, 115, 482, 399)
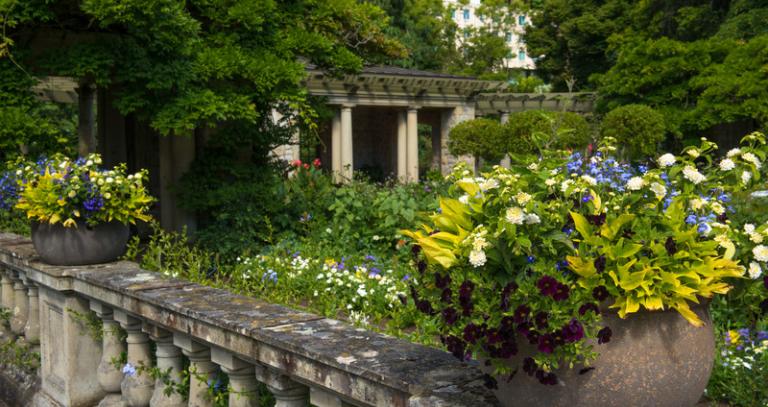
(445, 0, 536, 70)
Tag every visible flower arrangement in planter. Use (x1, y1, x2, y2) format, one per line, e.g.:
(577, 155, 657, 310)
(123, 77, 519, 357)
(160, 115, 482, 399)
(11, 154, 153, 265)
(403, 133, 768, 406)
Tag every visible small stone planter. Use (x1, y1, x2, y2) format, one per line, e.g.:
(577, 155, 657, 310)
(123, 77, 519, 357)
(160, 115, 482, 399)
(484, 303, 715, 407)
(31, 221, 130, 266)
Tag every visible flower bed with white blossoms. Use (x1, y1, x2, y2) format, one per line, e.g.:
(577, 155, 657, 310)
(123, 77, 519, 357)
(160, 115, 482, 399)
(404, 133, 768, 385)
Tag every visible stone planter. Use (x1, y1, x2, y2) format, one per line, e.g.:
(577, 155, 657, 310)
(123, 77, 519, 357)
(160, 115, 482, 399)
(31, 221, 130, 266)
(485, 303, 714, 407)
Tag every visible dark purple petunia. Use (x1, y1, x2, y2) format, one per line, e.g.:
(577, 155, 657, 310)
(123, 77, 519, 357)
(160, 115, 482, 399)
(499, 339, 518, 358)
(764, 275, 768, 290)
(622, 229, 636, 239)
(442, 307, 458, 325)
(459, 280, 475, 315)
(499, 316, 515, 334)
(562, 319, 585, 343)
(597, 326, 613, 344)
(537, 276, 558, 296)
(411, 244, 421, 257)
(463, 323, 483, 344)
(552, 283, 570, 301)
(593, 255, 606, 273)
(664, 237, 677, 255)
(588, 213, 606, 226)
(516, 321, 532, 337)
(592, 286, 610, 301)
(552, 330, 565, 346)
(579, 303, 600, 316)
(500, 281, 518, 311)
(526, 330, 540, 345)
(444, 335, 466, 360)
(416, 299, 434, 315)
(537, 333, 556, 354)
(513, 305, 531, 324)
(761, 299, 768, 315)
(536, 370, 558, 385)
(486, 328, 502, 345)
(522, 357, 537, 376)
(435, 273, 451, 289)
(717, 213, 728, 223)
(482, 374, 498, 390)
(441, 288, 452, 303)
(534, 312, 549, 329)
(417, 260, 427, 274)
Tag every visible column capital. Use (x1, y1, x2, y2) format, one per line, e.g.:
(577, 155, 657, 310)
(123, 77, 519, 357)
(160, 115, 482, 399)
(407, 105, 420, 112)
(340, 103, 355, 110)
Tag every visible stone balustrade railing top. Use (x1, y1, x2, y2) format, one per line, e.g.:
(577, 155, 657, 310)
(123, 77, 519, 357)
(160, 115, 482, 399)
(0, 233, 499, 407)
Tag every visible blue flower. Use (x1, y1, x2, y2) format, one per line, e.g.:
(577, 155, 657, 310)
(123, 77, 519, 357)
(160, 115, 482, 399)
(402, 274, 411, 281)
(685, 214, 698, 225)
(526, 255, 536, 264)
(262, 269, 278, 284)
(122, 363, 136, 377)
(697, 223, 712, 235)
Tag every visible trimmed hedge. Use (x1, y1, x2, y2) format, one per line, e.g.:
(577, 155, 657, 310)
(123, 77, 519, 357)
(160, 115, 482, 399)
(600, 104, 666, 159)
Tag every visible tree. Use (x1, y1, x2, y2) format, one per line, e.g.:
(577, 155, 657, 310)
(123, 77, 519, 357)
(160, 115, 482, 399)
(600, 104, 666, 159)
(448, 118, 505, 171)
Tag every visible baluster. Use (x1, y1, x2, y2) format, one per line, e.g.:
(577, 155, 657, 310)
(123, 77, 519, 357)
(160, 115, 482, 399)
(211, 347, 258, 407)
(174, 333, 219, 407)
(90, 301, 126, 407)
(10, 271, 28, 337)
(0, 270, 14, 342)
(310, 388, 357, 407)
(114, 310, 154, 407)
(21, 276, 40, 353)
(255, 365, 309, 407)
(143, 324, 185, 407)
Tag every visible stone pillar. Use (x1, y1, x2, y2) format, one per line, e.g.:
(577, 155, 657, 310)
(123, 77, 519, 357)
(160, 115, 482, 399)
(21, 277, 40, 352)
(115, 310, 154, 407)
(0, 270, 14, 342)
(37, 287, 104, 406)
(500, 112, 511, 169)
(397, 110, 407, 181)
(340, 105, 354, 182)
(331, 109, 342, 183)
(174, 333, 218, 407)
(144, 324, 185, 407)
(406, 107, 419, 182)
(10, 273, 28, 337)
(256, 365, 309, 407)
(77, 83, 97, 157)
(211, 347, 258, 407)
(440, 104, 476, 175)
(90, 301, 126, 407)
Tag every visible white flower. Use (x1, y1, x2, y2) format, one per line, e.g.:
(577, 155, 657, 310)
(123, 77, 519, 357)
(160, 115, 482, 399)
(752, 245, 768, 262)
(524, 213, 541, 224)
(650, 182, 667, 199)
(745, 224, 756, 234)
(527, 163, 539, 171)
(545, 179, 556, 187)
(104, 193, 112, 200)
(560, 179, 574, 194)
(682, 165, 706, 184)
(699, 223, 712, 235)
(550, 169, 559, 175)
(742, 152, 762, 169)
(742, 171, 752, 184)
(626, 176, 645, 191)
(472, 236, 489, 251)
(325, 228, 332, 234)
(459, 194, 469, 204)
(657, 153, 676, 167)
(750, 232, 764, 244)
(67, 190, 76, 198)
(506, 207, 525, 225)
(690, 198, 705, 211)
(97, 179, 104, 186)
(719, 158, 736, 171)
(710, 202, 725, 215)
(86, 160, 93, 166)
(469, 250, 487, 267)
(480, 178, 499, 191)
(749, 262, 763, 279)
(581, 175, 597, 186)
(687, 149, 700, 158)
(727, 148, 741, 157)
(515, 192, 532, 205)
(356, 287, 368, 297)
(106, 177, 114, 183)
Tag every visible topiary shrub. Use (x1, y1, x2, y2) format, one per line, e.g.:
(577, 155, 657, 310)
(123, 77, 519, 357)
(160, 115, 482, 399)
(448, 118, 505, 165)
(600, 104, 666, 159)
(503, 110, 592, 157)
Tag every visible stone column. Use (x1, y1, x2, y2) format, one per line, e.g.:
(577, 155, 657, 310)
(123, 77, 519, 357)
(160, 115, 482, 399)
(174, 333, 218, 407)
(21, 277, 40, 352)
(331, 109, 342, 183)
(90, 301, 125, 407)
(397, 110, 407, 181)
(211, 347, 258, 407)
(340, 104, 354, 182)
(500, 112, 511, 169)
(440, 104, 476, 175)
(0, 270, 14, 342)
(406, 107, 419, 182)
(77, 83, 97, 157)
(10, 272, 28, 337)
(144, 324, 185, 407)
(115, 310, 154, 407)
(256, 365, 309, 407)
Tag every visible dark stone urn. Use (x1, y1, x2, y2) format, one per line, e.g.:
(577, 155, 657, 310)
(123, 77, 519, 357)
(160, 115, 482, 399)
(485, 304, 715, 407)
(31, 221, 130, 266)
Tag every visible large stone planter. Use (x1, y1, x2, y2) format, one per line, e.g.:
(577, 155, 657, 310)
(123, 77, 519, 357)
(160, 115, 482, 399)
(486, 303, 714, 407)
(31, 221, 130, 266)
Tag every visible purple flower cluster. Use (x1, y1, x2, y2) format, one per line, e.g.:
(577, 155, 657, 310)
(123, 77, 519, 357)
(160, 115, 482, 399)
(0, 171, 19, 211)
(536, 276, 570, 301)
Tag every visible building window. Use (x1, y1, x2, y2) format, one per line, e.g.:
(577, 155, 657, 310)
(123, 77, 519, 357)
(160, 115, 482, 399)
(505, 32, 512, 42)
(518, 15, 526, 25)
(464, 28, 471, 38)
(463, 9, 470, 20)
(451, 10, 456, 19)
(518, 50, 526, 61)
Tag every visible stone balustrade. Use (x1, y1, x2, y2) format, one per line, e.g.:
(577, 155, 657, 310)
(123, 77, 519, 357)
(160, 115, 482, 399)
(0, 233, 499, 407)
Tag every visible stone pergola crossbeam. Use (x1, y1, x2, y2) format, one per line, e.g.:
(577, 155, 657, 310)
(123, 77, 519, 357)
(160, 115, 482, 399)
(475, 92, 597, 116)
(0, 233, 499, 407)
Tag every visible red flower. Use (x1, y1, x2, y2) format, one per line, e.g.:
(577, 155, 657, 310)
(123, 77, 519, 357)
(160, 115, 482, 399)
(303, 163, 310, 169)
(312, 158, 321, 168)
(290, 159, 302, 167)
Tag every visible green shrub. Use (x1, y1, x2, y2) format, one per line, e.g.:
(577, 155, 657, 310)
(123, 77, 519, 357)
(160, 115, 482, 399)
(600, 104, 666, 159)
(447, 118, 505, 163)
(503, 110, 592, 156)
